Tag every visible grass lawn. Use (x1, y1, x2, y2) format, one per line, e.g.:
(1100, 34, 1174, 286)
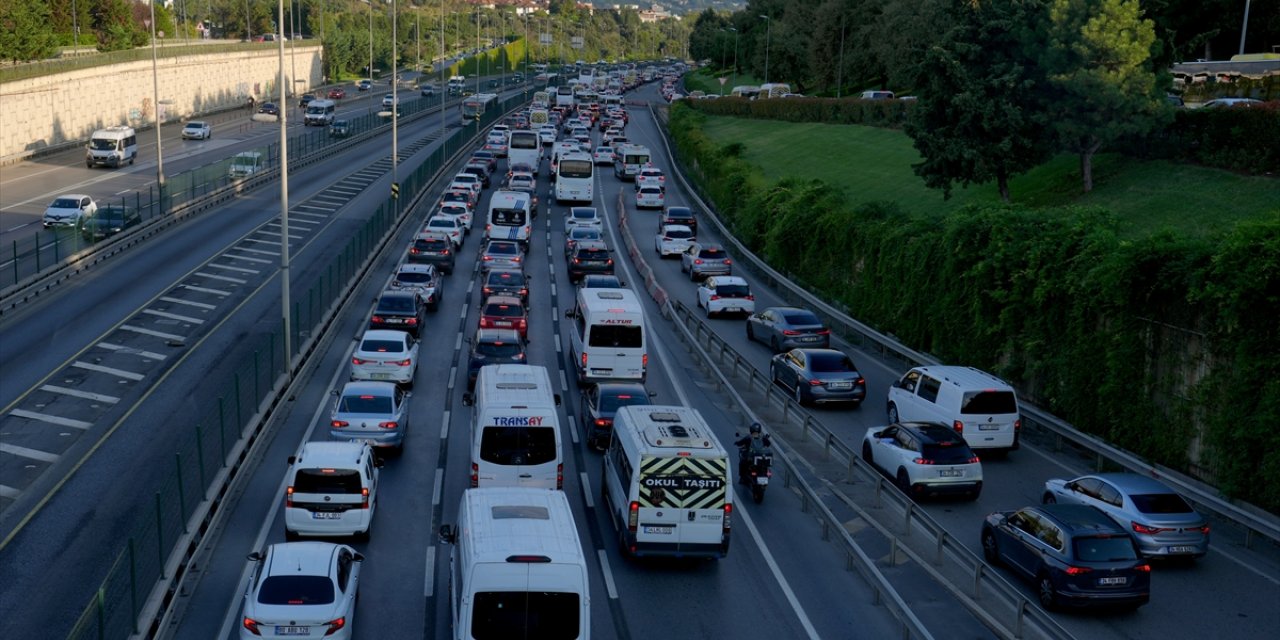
(698, 116, 1279, 239)
(683, 68, 765, 97)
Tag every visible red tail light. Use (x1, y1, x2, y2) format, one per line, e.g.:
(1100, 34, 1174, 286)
(745, 295, 754, 301)
(331, 420, 349, 428)
(1014, 418, 1022, 433)
(594, 418, 611, 428)
(519, 288, 528, 296)
(323, 617, 346, 636)
(285, 486, 294, 508)
(816, 328, 831, 335)
(410, 247, 421, 254)
(723, 503, 732, 531)
(710, 295, 721, 301)
(243, 617, 262, 636)
(361, 488, 370, 509)
(628, 501, 639, 532)
(482, 286, 493, 296)
(352, 357, 369, 365)
(518, 318, 528, 329)
(479, 317, 492, 328)
(953, 420, 964, 434)
(573, 258, 580, 264)
(724, 258, 732, 264)
(913, 457, 936, 465)
(856, 377, 866, 385)
(557, 463, 564, 489)
(370, 315, 383, 324)
(470, 462, 478, 487)
(1063, 566, 1093, 576)
(808, 378, 824, 386)
(393, 359, 412, 366)
(581, 352, 588, 368)
(782, 329, 799, 335)
(1195, 524, 1210, 534)
(1135, 563, 1152, 573)
(1132, 522, 1169, 535)
(405, 318, 418, 326)
(379, 421, 398, 429)
(967, 456, 980, 463)
(694, 259, 703, 265)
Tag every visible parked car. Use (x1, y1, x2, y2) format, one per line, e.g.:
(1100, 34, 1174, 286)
(79, 204, 141, 241)
(328, 380, 410, 452)
(746, 306, 831, 352)
(389, 263, 442, 311)
(407, 232, 455, 274)
(770, 348, 866, 406)
(181, 121, 212, 140)
(696, 276, 755, 317)
(861, 422, 982, 498)
(478, 295, 528, 338)
(350, 329, 419, 388)
(680, 242, 732, 281)
(1042, 473, 1210, 559)
(580, 382, 654, 450)
(369, 290, 426, 338)
(465, 328, 527, 389)
(241, 542, 362, 640)
(981, 504, 1151, 611)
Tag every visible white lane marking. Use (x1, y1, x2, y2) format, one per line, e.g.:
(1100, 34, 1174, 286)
(195, 272, 247, 284)
(8, 409, 92, 430)
(596, 550, 620, 599)
(215, 341, 357, 640)
(114, 189, 130, 196)
(579, 472, 594, 509)
(1210, 542, 1280, 586)
(207, 262, 261, 274)
(242, 238, 282, 246)
(97, 342, 166, 360)
(40, 385, 119, 404)
(119, 324, 185, 341)
(181, 284, 231, 296)
(72, 361, 145, 381)
(0, 442, 61, 463)
(559, 369, 569, 393)
(554, 334, 561, 354)
(447, 365, 457, 389)
(143, 309, 205, 324)
(432, 468, 445, 506)
(567, 415, 579, 445)
(424, 546, 437, 598)
(440, 409, 451, 440)
(233, 246, 277, 256)
(454, 333, 463, 351)
(159, 296, 216, 310)
(734, 488, 822, 640)
(222, 253, 272, 264)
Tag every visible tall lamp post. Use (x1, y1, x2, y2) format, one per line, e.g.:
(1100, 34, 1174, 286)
(759, 14, 771, 85)
(276, 0, 292, 367)
(1239, 0, 1253, 56)
(730, 26, 738, 91)
(391, 0, 398, 208)
(146, 3, 165, 190)
(836, 18, 845, 98)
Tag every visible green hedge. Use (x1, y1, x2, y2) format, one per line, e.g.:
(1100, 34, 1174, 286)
(686, 95, 912, 128)
(668, 103, 1280, 513)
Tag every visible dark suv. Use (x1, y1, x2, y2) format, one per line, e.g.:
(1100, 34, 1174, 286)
(80, 205, 142, 241)
(481, 269, 530, 305)
(369, 290, 426, 338)
(567, 240, 614, 283)
(466, 328, 527, 389)
(981, 504, 1151, 611)
(659, 206, 697, 236)
(407, 232, 456, 274)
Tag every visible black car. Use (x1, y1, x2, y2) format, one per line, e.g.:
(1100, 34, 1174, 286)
(369, 290, 426, 338)
(580, 383, 653, 450)
(982, 504, 1151, 611)
(481, 269, 530, 305)
(466, 328, 527, 389)
(769, 348, 866, 406)
(79, 205, 142, 242)
(567, 240, 614, 283)
(257, 102, 280, 116)
(299, 94, 316, 109)
(407, 232, 456, 274)
(329, 119, 351, 138)
(420, 85, 435, 97)
(659, 206, 696, 236)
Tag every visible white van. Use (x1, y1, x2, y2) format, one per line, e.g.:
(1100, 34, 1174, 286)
(304, 98, 337, 126)
(759, 82, 792, 98)
(283, 441, 382, 540)
(85, 126, 137, 168)
(507, 130, 542, 172)
(611, 144, 651, 181)
(565, 288, 647, 383)
(603, 405, 732, 559)
(228, 151, 264, 178)
(463, 365, 564, 489)
(885, 365, 1021, 454)
(438, 488, 590, 640)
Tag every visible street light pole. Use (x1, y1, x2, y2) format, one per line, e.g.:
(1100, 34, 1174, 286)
(1239, 0, 1253, 56)
(731, 27, 738, 90)
(759, 14, 771, 85)
(837, 19, 845, 98)
(277, 0, 292, 369)
(368, 0, 374, 85)
(391, 0, 398, 207)
(147, 1, 165, 190)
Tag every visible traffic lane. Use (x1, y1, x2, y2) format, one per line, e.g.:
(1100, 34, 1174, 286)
(625, 88, 1280, 634)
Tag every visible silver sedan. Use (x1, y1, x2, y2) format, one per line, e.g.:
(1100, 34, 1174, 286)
(747, 306, 831, 352)
(1042, 473, 1210, 559)
(329, 381, 410, 454)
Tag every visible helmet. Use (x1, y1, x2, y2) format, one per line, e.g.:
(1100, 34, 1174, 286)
(749, 423, 763, 435)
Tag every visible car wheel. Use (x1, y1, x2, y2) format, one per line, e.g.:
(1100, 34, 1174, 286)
(887, 403, 900, 425)
(1038, 574, 1058, 611)
(981, 530, 1000, 565)
(746, 324, 755, 342)
(895, 468, 911, 493)
(1042, 493, 1056, 505)
(861, 442, 874, 465)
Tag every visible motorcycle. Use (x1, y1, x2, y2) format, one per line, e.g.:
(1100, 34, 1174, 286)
(737, 440, 774, 504)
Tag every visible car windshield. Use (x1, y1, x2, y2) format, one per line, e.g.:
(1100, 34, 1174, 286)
(479, 426, 557, 465)
(377, 296, 416, 312)
(427, 219, 456, 229)
(571, 229, 600, 240)
(415, 239, 449, 251)
(186, 122, 206, 128)
(257, 576, 335, 606)
(360, 339, 404, 353)
(699, 249, 726, 259)
(577, 249, 610, 261)
(50, 198, 81, 208)
(1129, 492, 1194, 514)
(476, 342, 523, 358)
(88, 139, 119, 151)
(92, 209, 129, 224)
(293, 468, 362, 494)
(1073, 535, 1139, 562)
(783, 311, 821, 325)
(486, 272, 522, 286)
(338, 394, 393, 413)
(484, 304, 524, 318)
(808, 353, 855, 373)
(395, 271, 432, 283)
(961, 390, 1017, 414)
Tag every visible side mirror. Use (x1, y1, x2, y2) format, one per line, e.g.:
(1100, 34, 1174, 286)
(872, 430, 886, 439)
(890, 379, 903, 389)
(553, 394, 562, 406)
(247, 551, 264, 562)
(439, 524, 457, 544)
(374, 458, 385, 468)
(734, 432, 741, 438)
(353, 553, 365, 562)
(647, 391, 657, 399)
(287, 455, 297, 465)
(330, 389, 339, 396)
(564, 309, 574, 319)
(461, 393, 474, 407)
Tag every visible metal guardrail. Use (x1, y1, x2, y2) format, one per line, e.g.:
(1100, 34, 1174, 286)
(646, 103, 1280, 551)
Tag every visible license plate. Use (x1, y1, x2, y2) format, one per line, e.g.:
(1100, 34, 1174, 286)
(276, 626, 309, 635)
(1098, 577, 1127, 586)
(643, 525, 673, 535)
(755, 476, 769, 485)
(494, 321, 512, 327)
(1169, 546, 1196, 553)
(938, 469, 962, 478)
(312, 512, 341, 519)
(828, 381, 852, 390)
(383, 318, 403, 324)
(979, 424, 1001, 431)
(726, 307, 741, 313)
(591, 369, 611, 375)
(371, 373, 393, 380)
(801, 336, 820, 342)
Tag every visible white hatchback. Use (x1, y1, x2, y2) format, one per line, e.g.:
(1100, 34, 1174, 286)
(697, 276, 756, 317)
(350, 329, 420, 387)
(424, 215, 465, 247)
(241, 542, 361, 640)
(564, 206, 603, 234)
(654, 224, 695, 257)
(635, 185, 665, 209)
(861, 422, 983, 500)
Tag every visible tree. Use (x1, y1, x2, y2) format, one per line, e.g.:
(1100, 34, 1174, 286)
(91, 0, 145, 51)
(902, 0, 1054, 202)
(1041, 0, 1169, 192)
(0, 0, 59, 62)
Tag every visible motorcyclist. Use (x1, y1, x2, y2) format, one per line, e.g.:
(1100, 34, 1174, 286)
(734, 423, 772, 484)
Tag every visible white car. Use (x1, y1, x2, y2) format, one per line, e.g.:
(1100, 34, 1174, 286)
(241, 542, 361, 640)
(592, 146, 615, 165)
(539, 126, 557, 146)
(654, 224, 695, 257)
(635, 185, 665, 209)
(42, 194, 97, 228)
(181, 120, 212, 140)
(435, 203, 472, 232)
(697, 275, 756, 317)
(635, 166, 665, 191)
(423, 215, 464, 247)
(450, 173, 483, 196)
(350, 329, 420, 386)
(603, 128, 625, 146)
(382, 93, 398, 107)
(564, 206, 603, 234)
(861, 422, 983, 499)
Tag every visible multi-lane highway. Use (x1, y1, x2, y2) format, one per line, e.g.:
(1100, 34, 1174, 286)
(1, 73, 1277, 640)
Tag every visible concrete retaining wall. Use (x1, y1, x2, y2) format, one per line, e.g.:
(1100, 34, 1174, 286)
(0, 46, 323, 163)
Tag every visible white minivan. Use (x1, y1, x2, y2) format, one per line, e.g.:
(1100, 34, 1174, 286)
(885, 365, 1022, 454)
(85, 126, 137, 168)
(463, 365, 564, 489)
(565, 288, 647, 383)
(283, 441, 382, 540)
(438, 487, 590, 640)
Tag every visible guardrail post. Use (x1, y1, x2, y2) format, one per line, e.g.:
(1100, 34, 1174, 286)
(218, 397, 227, 461)
(974, 563, 984, 598)
(1016, 599, 1027, 638)
(154, 492, 165, 578)
(195, 423, 207, 490)
(888, 537, 898, 567)
(96, 587, 106, 640)
(936, 531, 946, 565)
(903, 503, 913, 537)
(11, 240, 17, 284)
(53, 233, 60, 262)
(234, 373, 243, 426)
(129, 537, 139, 633)
(175, 453, 188, 533)
(847, 456, 856, 483)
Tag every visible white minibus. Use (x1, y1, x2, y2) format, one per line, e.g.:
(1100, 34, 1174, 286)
(463, 365, 563, 490)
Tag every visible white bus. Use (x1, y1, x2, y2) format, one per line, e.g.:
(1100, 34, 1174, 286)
(485, 190, 534, 246)
(555, 85, 575, 108)
(554, 152, 594, 205)
(532, 90, 551, 109)
(507, 130, 542, 172)
(461, 93, 498, 122)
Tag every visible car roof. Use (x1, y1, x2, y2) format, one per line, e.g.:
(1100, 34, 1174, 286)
(895, 421, 967, 444)
(597, 382, 649, 396)
(54, 193, 92, 200)
(664, 206, 693, 216)
(574, 240, 609, 250)
(1034, 504, 1128, 534)
(1088, 473, 1178, 494)
(379, 290, 417, 301)
(660, 224, 692, 233)
(415, 231, 450, 241)
(709, 276, 748, 286)
(264, 542, 339, 576)
(340, 380, 398, 395)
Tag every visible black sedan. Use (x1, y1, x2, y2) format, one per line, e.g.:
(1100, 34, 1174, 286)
(580, 383, 653, 450)
(769, 348, 866, 406)
(466, 329, 527, 390)
(257, 102, 280, 116)
(747, 307, 831, 352)
(79, 205, 142, 241)
(369, 290, 426, 338)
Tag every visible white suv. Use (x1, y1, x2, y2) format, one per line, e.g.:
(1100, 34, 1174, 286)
(241, 542, 362, 639)
(862, 422, 983, 500)
(283, 442, 381, 540)
(885, 365, 1021, 455)
(697, 276, 756, 318)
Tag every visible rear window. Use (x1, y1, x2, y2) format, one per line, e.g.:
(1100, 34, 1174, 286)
(484, 303, 524, 318)
(715, 284, 751, 297)
(1129, 493, 1194, 514)
(588, 325, 643, 348)
(921, 442, 975, 465)
(664, 229, 692, 239)
(476, 342, 523, 358)
(783, 311, 821, 325)
(487, 272, 522, 285)
(479, 426, 557, 465)
(600, 393, 650, 414)
(576, 249, 610, 261)
(698, 249, 727, 259)
(417, 238, 450, 251)
(471, 591, 579, 640)
(293, 468, 362, 494)
(961, 390, 1017, 415)
(360, 339, 404, 353)
(396, 271, 432, 283)
(257, 576, 335, 606)
(487, 243, 520, 256)
(377, 296, 416, 313)
(1072, 535, 1139, 562)
(338, 394, 393, 413)
(808, 353, 855, 373)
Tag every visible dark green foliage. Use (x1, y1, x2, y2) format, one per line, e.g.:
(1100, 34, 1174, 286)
(683, 95, 912, 127)
(1148, 103, 1280, 174)
(0, 0, 59, 62)
(668, 101, 1280, 513)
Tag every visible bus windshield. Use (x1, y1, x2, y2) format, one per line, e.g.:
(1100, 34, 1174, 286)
(558, 160, 592, 178)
